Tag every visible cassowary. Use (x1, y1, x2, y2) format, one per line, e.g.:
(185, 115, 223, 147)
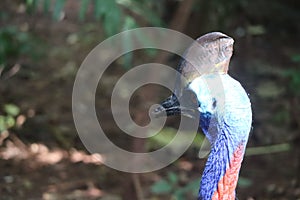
(153, 32, 252, 200)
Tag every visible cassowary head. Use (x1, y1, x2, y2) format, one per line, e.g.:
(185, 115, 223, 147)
(152, 32, 234, 120)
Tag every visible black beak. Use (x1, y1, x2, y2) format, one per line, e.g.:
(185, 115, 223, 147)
(152, 90, 199, 119)
(152, 94, 181, 117)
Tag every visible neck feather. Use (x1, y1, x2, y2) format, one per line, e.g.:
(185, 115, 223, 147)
(198, 128, 246, 200)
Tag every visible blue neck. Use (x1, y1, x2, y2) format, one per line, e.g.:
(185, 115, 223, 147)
(189, 74, 252, 199)
(197, 107, 250, 200)
(197, 114, 250, 200)
(198, 126, 244, 199)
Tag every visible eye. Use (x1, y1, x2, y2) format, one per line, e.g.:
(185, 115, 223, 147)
(212, 98, 217, 108)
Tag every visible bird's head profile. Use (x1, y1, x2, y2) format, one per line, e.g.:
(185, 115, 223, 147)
(152, 32, 252, 200)
(152, 32, 234, 120)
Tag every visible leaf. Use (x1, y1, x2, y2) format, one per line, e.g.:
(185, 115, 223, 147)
(53, 0, 66, 21)
(122, 16, 136, 31)
(247, 25, 266, 35)
(151, 179, 172, 194)
(0, 26, 20, 62)
(94, 0, 105, 20)
(256, 81, 285, 98)
(174, 178, 201, 199)
(290, 54, 300, 63)
(121, 17, 136, 69)
(148, 128, 177, 147)
(79, 0, 90, 21)
(132, 30, 158, 57)
(0, 115, 15, 132)
(283, 69, 300, 95)
(43, 0, 51, 13)
(238, 177, 252, 188)
(0, 116, 6, 132)
(4, 104, 20, 117)
(26, 0, 39, 13)
(173, 191, 184, 200)
(148, 127, 204, 152)
(167, 172, 178, 185)
(103, 1, 121, 36)
(5, 116, 15, 128)
(0, 25, 41, 68)
(117, 0, 163, 26)
(94, 0, 121, 36)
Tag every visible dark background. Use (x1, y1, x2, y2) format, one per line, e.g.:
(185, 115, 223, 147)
(0, 0, 300, 199)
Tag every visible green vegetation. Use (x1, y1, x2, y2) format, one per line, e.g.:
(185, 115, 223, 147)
(25, 0, 164, 35)
(0, 104, 20, 133)
(0, 26, 36, 70)
(151, 172, 200, 199)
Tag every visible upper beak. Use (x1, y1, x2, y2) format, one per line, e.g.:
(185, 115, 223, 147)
(151, 93, 199, 119)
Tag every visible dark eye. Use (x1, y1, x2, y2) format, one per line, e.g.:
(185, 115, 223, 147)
(212, 98, 217, 108)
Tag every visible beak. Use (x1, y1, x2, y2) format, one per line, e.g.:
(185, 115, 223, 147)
(152, 92, 199, 119)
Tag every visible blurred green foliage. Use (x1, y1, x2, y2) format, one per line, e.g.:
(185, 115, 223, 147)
(22, 0, 300, 70)
(25, 0, 164, 36)
(0, 104, 20, 133)
(147, 127, 205, 151)
(283, 55, 300, 96)
(194, 0, 300, 37)
(0, 26, 34, 69)
(24, 0, 165, 68)
(284, 68, 300, 96)
(237, 177, 253, 188)
(290, 54, 300, 63)
(0, 25, 42, 75)
(151, 171, 200, 199)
